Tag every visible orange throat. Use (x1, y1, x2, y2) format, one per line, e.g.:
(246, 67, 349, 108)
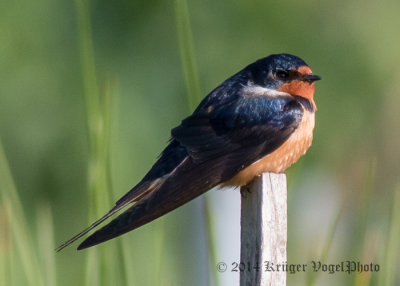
(277, 80, 317, 110)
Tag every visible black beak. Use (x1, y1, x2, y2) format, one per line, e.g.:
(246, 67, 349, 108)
(301, 74, 321, 83)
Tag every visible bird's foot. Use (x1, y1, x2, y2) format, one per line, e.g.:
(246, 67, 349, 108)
(240, 184, 252, 198)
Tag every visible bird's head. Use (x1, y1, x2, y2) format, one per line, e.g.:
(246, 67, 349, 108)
(245, 53, 321, 109)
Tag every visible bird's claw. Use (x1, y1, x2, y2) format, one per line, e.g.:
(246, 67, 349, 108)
(240, 184, 252, 198)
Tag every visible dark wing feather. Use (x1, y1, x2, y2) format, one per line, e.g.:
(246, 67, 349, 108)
(172, 95, 303, 168)
(77, 94, 304, 250)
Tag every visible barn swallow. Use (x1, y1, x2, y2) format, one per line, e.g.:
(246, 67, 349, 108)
(57, 53, 321, 251)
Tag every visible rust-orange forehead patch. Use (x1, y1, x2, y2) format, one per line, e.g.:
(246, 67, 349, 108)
(296, 65, 313, 75)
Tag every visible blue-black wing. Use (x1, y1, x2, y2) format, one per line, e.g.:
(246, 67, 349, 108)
(75, 94, 303, 250)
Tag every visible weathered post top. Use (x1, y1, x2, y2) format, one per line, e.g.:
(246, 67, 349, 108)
(240, 172, 287, 286)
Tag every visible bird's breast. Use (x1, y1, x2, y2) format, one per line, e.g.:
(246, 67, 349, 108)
(223, 109, 315, 186)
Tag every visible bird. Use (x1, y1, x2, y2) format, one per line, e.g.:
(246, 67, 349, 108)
(57, 53, 321, 251)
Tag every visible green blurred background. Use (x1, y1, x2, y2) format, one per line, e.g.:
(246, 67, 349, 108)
(1, 0, 400, 285)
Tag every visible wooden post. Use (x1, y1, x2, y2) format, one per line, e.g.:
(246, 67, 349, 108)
(240, 173, 287, 286)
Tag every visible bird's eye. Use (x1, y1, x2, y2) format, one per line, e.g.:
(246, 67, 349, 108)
(276, 70, 289, 80)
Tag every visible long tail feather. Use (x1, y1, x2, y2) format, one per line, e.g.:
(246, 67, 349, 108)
(77, 157, 223, 250)
(56, 180, 157, 252)
(55, 205, 122, 252)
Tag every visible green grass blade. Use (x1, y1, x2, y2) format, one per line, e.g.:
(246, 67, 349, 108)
(174, 1, 218, 285)
(74, 1, 121, 285)
(354, 229, 378, 286)
(305, 202, 343, 286)
(120, 238, 136, 285)
(106, 80, 135, 286)
(74, 0, 100, 150)
(350, 159, 376, 256)
(377, 187, 400, 286)
(0, 139, 44, 286)
(202, 197, 220, 286)
(36, 203, 56, 286)
(74, 0, 101, 282)
(84, 250, 100, 286)
(0, 203, 9, 286)
(174, 0, 202, 110)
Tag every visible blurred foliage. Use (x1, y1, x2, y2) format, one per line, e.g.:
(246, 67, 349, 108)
(1, 0, 400, 285)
